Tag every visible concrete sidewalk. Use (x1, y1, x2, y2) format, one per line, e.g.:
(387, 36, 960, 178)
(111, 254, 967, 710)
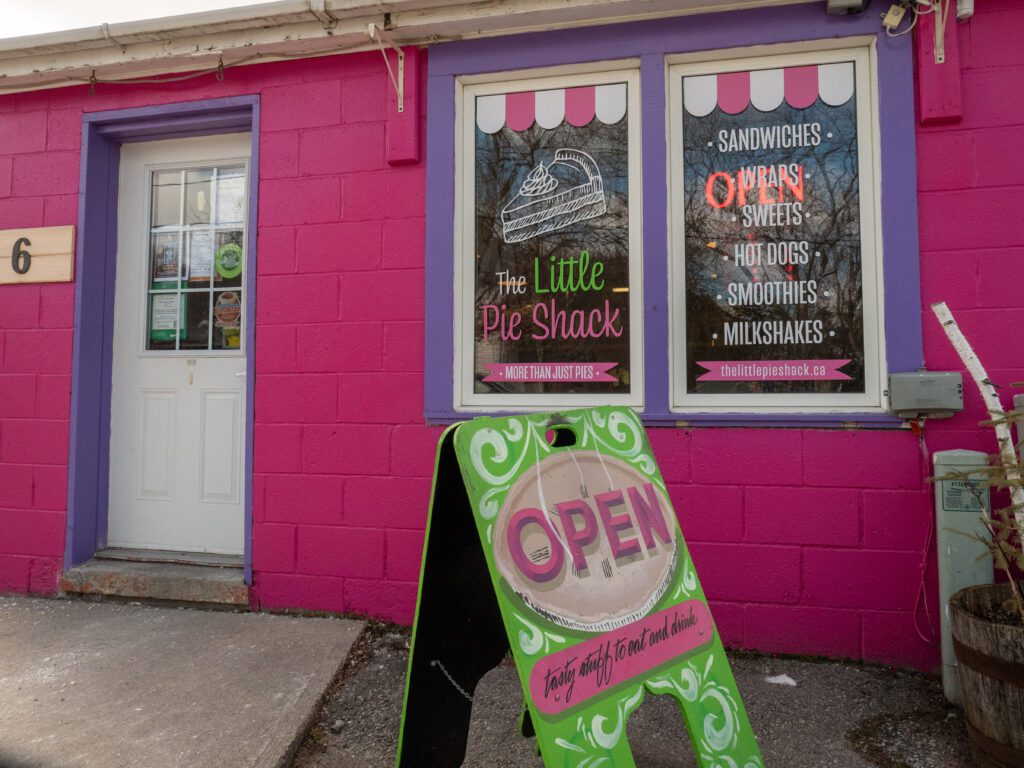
(0, 596, 363, 768)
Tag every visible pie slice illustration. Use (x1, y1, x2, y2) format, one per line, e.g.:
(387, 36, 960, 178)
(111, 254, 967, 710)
(500, 149, 606, 244)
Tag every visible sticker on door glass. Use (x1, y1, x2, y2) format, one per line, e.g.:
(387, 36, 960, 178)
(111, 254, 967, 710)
(189, 230, 214, 283)
(216, 243, 243, 279)
(151, 233, 181, 284)
(149, 294, 182, 342)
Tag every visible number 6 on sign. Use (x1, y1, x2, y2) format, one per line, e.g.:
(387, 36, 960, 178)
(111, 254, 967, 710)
(11, 237, 31, 275)
(0, 226, 75, 284)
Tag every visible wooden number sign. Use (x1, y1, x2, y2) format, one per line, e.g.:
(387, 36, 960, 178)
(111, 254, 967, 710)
(398, 406, 763, 767)
(0, 226, 75, 284)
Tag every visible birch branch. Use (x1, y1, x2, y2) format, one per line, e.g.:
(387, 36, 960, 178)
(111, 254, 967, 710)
(932, 301, 1024, 535)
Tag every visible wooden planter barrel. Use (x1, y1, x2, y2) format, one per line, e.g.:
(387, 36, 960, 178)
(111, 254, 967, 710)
(950, 582, 1024, 768)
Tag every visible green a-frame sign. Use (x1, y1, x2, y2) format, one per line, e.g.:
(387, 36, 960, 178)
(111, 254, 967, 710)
(398, 407, 763, 767)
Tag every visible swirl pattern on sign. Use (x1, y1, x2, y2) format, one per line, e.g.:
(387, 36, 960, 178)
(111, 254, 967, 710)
(647, 654, 751, 762)
(553, 686, 645, 767)
(673, 553, 699, 600)
(514, 611, 567, 657)
(578, 410, 661, 488)
(470, 417, 545, 525)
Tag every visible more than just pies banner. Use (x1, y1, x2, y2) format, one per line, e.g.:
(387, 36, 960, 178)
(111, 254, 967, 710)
(397, 407, 763, 767)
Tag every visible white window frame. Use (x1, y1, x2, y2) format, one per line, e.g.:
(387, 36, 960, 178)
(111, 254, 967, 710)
(454, 64, 644, 412)
(138, 155, 251, 359)
(667, 41, 887, 413)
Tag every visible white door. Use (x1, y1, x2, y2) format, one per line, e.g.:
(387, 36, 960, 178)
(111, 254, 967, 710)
(108, 134, 250, 555)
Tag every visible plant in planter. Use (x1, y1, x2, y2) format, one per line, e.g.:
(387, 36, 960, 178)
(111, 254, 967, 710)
(932, 301, 1024, 768)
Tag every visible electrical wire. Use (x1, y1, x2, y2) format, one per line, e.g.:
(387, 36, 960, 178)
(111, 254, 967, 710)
(886, 0, 946, 38)
(911, 419, 942, 648)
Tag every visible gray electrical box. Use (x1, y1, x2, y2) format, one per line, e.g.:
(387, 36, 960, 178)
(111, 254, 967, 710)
(887, 371, 963, 419)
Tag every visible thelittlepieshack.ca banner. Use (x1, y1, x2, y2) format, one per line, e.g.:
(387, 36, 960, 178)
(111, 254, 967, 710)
(681, 62, 867, 396)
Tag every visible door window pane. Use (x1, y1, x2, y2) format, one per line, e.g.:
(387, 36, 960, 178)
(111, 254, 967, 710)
(150, 231, 183, 289)
(215, 166, 246, 225)
(212, 290, 243, 350)
(188, 229, 215, 287)
(180, 291, 211, 350)
(148, 293, 182, 350)
(151, 171, 182, 228)
(185, 169, 213, 225)
(214, 230, 244, 289)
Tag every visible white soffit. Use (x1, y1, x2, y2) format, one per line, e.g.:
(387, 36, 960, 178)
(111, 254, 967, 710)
(0, 0, 813, 94)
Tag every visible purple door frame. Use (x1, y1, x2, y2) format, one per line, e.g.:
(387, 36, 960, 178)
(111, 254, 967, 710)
(66, 95, 260, 583)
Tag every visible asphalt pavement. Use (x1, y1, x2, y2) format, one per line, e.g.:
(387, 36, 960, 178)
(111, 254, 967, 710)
(295, 627, 972, 768)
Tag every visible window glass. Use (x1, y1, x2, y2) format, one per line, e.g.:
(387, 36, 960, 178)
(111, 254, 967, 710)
(150, 171, 182, 229)
(460, 71, 642, 408)
(671, 51, 881, 409)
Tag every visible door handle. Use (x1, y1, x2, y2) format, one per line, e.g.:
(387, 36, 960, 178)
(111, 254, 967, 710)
(234, 371, 247, 377)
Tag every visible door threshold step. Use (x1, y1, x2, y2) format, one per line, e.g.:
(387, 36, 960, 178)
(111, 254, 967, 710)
(61, 558, 249, 606)
(95, 547, 243, 569)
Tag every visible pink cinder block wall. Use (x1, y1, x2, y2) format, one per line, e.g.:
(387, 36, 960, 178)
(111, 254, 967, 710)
(0, 106, 77, 596)
(0, 0, 1020, 671)
(648, 429, 932, 667)
(0, 53, 434, 617)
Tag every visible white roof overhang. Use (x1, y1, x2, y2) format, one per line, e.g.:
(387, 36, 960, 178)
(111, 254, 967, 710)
(0, 0, 812, 94)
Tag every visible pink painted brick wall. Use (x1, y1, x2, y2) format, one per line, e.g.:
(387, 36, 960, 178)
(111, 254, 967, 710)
(0, 52, 431, 619)
(651, 428, 934, 666)
(0, 1, 1019, 672)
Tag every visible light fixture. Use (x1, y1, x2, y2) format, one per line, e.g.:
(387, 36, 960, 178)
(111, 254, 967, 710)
(826, 0, 869, 13)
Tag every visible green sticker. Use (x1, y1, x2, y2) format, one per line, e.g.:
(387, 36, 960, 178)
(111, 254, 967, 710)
(215, 242, 243, 279)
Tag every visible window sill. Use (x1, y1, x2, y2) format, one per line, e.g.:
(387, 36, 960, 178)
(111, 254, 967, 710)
(424, 408, 907, 430)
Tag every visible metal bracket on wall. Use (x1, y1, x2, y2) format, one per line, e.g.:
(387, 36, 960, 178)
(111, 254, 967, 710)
(933, 0, 948, 64)
(916, 0, 961, 123)
(369, 22, 405, 113)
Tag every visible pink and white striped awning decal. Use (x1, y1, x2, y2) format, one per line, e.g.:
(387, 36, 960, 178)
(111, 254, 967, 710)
(684, 62, 855, 116)
(477, 83, 627, 134)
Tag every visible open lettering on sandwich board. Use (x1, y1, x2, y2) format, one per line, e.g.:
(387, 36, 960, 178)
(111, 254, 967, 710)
(470, 76, 637, 397)
(397, 407, 763, 767)
(680, 61, 867, 394)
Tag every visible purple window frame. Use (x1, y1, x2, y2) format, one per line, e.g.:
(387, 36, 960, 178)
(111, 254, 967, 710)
(66, 95, 260, 581)
(423, 4, 921, 428)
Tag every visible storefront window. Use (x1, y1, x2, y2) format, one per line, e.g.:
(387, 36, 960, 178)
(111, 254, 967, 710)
(669, 48, 884, 411)
(428, 25, 916, 422)
(456, 69, 643, 410)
